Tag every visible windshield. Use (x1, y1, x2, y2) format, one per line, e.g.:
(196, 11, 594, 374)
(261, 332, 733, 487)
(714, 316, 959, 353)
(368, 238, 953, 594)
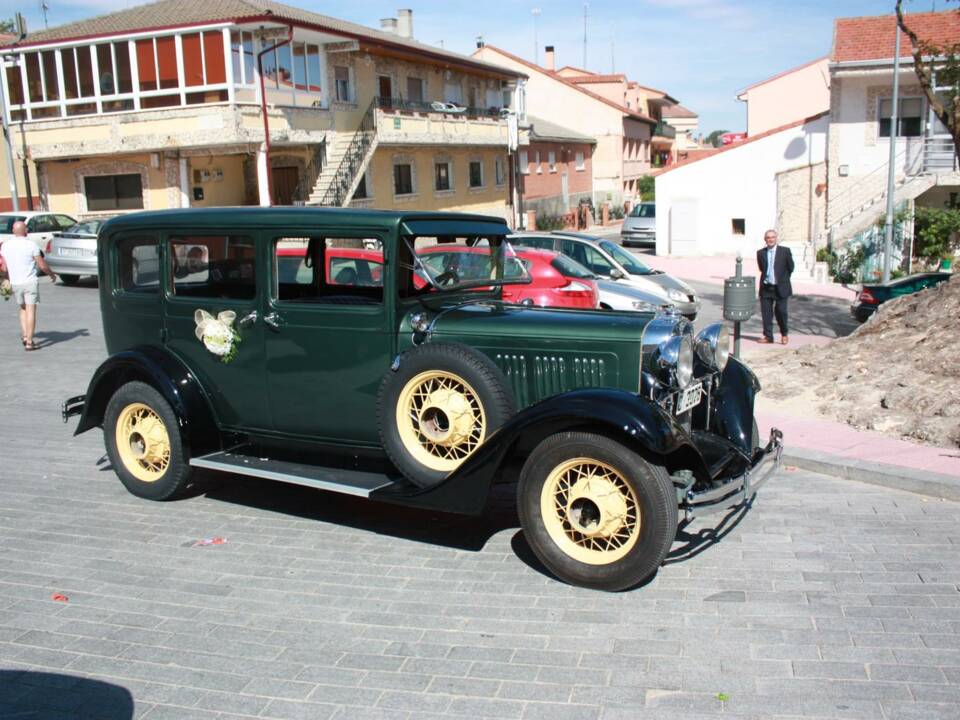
(0, 215, 26, 233)
(408, 235, 531, 293)
(600, 240, 653, 275)
(629, 203, 655, 218)
(550, 254, 597, 279)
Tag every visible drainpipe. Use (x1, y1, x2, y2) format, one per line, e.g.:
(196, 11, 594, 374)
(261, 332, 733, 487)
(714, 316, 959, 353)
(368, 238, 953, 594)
(257, 26, 294, 206)
(0, 59, 20, 212)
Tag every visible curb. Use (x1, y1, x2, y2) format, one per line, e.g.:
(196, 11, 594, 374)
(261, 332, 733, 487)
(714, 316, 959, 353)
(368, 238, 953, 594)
(782, 446, 960, 501)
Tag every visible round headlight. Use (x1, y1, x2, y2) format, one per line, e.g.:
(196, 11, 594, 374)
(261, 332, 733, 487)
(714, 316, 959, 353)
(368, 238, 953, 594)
(631, 300, 658, 312)
(668, 288, 686, 302)
(657, 335, 695, 389)
(676, 335, 694, 388)
(714, 324, 730, 371)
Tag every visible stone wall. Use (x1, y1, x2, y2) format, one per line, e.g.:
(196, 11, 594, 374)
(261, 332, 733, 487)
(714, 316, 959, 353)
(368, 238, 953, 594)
(776, 162, 826, 246)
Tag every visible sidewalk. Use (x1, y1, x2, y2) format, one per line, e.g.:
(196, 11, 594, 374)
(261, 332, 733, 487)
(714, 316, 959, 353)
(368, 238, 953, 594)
(638, 251, 960, 490)
(642, 253, 857, 301)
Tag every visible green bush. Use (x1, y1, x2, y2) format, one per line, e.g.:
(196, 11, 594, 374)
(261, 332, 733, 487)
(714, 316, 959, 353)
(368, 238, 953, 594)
(827, 245, 866, 284)
(535, 215, 566, 231)
(914, 204, 960, 264)
(611, 206, 624, 220)
(815, 247, 832, 263)
(638, 175, 655, 201)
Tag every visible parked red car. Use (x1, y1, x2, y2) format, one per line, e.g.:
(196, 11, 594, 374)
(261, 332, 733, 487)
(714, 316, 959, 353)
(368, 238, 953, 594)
(277, 245, 383, 286)
(415, 245, 599, 309)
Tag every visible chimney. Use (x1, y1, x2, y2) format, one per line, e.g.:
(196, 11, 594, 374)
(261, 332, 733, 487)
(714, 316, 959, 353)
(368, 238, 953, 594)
(544, 45, 555, 71)
(397, 9, 414, 39)
(380, 17, 398, 34)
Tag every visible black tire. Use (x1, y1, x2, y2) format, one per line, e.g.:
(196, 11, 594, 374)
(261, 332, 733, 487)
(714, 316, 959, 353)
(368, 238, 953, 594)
(378, 342, 514, 488)
(683, 312, 698, 322)
(518, 431, 677, 591)
(104, 381, 192, 500)
(59, 274, 80, 285)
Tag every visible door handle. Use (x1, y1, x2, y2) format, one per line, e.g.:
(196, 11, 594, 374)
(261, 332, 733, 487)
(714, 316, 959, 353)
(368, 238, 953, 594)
(238, 310, 258, 328)
(263, 312, 283, 329)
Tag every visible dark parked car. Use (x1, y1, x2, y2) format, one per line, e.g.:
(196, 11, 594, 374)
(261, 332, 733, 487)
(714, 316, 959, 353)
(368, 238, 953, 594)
(851, 272, 952, 322)
(63, 208, 781, 591)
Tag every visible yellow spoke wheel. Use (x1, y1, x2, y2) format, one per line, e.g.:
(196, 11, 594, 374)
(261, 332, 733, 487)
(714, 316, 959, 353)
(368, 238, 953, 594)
(540, 457, 641, 565)
(114, 402, 171, 483)
(395, 370, 487, 473)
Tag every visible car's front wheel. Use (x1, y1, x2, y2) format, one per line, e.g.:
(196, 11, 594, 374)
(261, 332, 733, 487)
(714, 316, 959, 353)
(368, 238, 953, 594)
(518, 431, 677, 591)
(104, 381, 192, 500)
(59, 274, 80, 285)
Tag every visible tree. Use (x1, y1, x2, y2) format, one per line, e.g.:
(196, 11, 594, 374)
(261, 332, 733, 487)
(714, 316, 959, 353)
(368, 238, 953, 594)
(0, 18, 15, 34)
(705, 130, 729, 148)
(638, 175, 655, 201)
(896, 0, 960, 163)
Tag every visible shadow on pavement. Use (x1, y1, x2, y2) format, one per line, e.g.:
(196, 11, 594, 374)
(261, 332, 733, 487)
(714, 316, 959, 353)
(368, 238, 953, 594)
(696, 287, 859, 339)
(0, 670, 133, 719)
(34, 328, 90, 349)
(665, 502, 751, 565)
(202, 472, 522, 553)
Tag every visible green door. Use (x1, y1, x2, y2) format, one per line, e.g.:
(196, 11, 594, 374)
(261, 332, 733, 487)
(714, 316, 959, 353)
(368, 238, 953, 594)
(161, 231, 269, 431)
(264, 233, 392, 444)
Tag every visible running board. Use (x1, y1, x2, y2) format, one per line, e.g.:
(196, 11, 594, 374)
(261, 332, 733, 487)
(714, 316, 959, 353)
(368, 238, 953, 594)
(190, 450, 397, 497)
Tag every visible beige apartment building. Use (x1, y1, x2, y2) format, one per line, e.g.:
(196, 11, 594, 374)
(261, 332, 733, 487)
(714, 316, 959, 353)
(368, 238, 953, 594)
(0, 1, 524, 221)
(473, 44, 659, 206)
(736, 57, 830, 137)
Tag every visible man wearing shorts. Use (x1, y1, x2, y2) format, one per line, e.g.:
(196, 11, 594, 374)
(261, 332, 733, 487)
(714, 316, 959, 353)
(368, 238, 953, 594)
(0, 220, 57, 351)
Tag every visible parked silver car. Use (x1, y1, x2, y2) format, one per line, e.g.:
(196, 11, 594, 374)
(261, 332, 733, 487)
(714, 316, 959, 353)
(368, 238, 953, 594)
(621, 202, 656, 247)
(45, 219, 105, 284)
(513, 232, 701, 320)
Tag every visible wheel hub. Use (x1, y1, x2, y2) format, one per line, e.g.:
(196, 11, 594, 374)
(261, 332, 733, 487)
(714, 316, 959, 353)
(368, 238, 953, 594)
(418, 388, 476, 447)
(116, 403, 171, 482)
(565, 475, 629, 538)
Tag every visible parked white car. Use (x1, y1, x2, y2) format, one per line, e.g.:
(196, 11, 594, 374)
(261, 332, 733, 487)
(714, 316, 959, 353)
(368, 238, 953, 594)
(0, 211, 78, 252)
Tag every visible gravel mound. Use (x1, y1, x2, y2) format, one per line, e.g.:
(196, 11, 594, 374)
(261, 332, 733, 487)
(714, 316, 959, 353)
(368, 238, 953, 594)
(748, 276, 960, 447)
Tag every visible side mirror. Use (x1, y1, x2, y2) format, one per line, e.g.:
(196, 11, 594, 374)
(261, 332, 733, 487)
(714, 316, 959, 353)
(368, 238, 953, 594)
(610, 268, 625, 280)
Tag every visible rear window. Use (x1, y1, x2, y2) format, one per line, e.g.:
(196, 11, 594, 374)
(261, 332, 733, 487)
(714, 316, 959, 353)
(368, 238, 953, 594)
(117, 236, 160, 294)
(0, 215, 26, 233)
(629, 204, 655, 218)
(550, 254, 596, 279)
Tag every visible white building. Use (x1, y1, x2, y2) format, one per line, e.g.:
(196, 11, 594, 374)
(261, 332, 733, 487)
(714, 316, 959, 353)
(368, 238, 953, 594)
(655, 113, 828, 261)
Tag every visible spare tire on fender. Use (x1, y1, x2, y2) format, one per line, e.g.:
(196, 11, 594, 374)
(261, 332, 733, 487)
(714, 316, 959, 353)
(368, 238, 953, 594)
(378, 343, 515, 488)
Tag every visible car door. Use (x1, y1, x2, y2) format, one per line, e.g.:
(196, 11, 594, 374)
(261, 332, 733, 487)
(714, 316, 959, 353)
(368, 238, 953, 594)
(161, 230, 269, 431)
(264, 232, 393, 444)
(558, 238, 615, 276)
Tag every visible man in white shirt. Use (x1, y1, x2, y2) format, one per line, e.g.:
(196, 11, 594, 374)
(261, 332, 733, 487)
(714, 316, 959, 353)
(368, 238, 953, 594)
(0, 220, 57, 351)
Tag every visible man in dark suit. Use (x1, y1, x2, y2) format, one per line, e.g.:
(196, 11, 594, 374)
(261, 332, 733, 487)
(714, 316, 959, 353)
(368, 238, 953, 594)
(756, 229, 794, 344)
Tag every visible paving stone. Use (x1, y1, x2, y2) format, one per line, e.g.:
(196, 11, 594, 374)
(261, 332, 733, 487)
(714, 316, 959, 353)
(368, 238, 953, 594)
(2, 285, 960, 719)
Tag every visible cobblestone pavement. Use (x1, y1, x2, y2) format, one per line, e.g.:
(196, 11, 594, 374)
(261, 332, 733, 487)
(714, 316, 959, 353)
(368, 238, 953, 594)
(2, 281, 960, 720)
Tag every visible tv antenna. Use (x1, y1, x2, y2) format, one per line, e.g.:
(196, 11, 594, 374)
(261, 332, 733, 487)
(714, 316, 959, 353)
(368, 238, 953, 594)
(583, 2, 589, 69)
(39, 0, 50, 29)
(531, 8, 541, 64)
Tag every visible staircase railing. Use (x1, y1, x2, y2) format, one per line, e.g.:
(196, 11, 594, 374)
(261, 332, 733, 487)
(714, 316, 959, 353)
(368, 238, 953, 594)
(923, 137, 958, 173)
(319, 99, 378, 207)
(827, 147, 907, 228)
(292, 139, 326, 205)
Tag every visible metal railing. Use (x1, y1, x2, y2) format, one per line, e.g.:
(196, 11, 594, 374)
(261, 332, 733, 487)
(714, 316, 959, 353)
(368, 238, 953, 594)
(652, 121, 676, 139)
(318, 99, 378, 207)
(374, 95, 503, 119)
(923, 137, 958, 173)
(292, 139, 327, 204)
(827, 147, 908, 228)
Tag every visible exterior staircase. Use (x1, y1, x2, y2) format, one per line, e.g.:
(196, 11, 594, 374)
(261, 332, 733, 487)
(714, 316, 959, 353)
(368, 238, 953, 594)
(308, 99, 378, 207)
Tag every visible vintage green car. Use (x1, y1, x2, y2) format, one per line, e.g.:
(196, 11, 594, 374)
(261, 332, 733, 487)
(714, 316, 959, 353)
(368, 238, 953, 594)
(63, 208, 782, 591)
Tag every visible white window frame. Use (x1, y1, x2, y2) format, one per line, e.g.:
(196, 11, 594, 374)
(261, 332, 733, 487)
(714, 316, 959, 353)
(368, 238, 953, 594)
(548, 151, 557, 173)
(575, 151, 585, 171)
(494, 156, 505, 187)
(393, 156, 417, 198)
(334, 64, 353, 103)
(519, 149, 529, 175)
(434, 158, 454, 194)
(878, 96, 924, 138)
(535, 150, 542, 174)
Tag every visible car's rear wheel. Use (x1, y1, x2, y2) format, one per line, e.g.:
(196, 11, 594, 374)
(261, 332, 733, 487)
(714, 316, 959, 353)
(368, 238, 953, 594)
(59, 274, 80, 285)
(379, 343, 514, 488)
(518, 431, 677, 591)
(104, 381, 191, 500)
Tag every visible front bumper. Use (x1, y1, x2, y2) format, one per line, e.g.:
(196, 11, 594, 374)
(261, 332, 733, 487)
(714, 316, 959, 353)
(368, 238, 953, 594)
(620, 230, 656, 246)
(679, 428, 783, 521)
(62, 394, 85, 423)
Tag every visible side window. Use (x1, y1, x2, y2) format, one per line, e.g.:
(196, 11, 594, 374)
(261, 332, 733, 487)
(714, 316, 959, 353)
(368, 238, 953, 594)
(35, 215, 57, 232)
(54, 215, 76, 230)
(169, 235, 255, 300)
(117, 235, 160, 294)
(274, 237, 383, 305)
(583, 245, 614, 274)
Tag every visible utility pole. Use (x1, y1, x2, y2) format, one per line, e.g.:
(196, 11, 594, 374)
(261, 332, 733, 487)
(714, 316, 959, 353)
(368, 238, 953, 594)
(583, 3, 588, 69)
(610, 34, 615, 74)
(531, 8, 541, 65)
(882, 19, 902, 283)
(1, 61, 20, 212)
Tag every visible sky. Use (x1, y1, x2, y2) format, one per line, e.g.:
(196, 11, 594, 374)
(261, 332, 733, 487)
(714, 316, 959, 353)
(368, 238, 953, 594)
(10, 0, 942, 133)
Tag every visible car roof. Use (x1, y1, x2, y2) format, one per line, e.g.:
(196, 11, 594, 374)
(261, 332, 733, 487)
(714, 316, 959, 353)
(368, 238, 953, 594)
(548, 231, 605, 244)
(0, 211, 52, 219)
(101, 207, 510, 235)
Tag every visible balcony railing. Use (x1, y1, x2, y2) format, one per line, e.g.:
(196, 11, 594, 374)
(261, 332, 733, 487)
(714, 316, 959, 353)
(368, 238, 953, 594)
(374, 96, 504, 119)
(923, 137, 958, 173)
(652, 121, 676, 140)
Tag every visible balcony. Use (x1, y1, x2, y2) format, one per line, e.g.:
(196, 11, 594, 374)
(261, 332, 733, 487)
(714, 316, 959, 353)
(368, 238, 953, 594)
(652, 121, 676, 143)
(373, 96, 510, 147)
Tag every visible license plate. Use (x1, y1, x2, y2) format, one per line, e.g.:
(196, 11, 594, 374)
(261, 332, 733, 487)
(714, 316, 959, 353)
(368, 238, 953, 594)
(59, 247, 92, 257)
(676, 384, 702, 414)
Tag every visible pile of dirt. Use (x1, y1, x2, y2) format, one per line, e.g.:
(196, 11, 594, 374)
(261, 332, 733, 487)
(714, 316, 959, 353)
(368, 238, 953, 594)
(747, 276, 960, 448)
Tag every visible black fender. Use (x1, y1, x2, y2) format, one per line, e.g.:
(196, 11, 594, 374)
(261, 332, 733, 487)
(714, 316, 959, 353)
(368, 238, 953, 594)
(372, 388, 710, 514)
(712, 356, 760, 455)
(75, 346, 219, 454)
